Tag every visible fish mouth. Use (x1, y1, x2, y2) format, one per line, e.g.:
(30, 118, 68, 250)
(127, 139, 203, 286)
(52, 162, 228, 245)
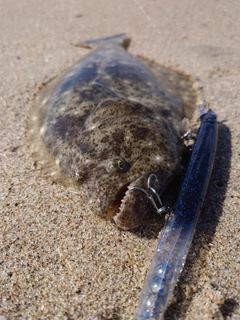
(107, 178, 151, 230)
(107, 182, 131, 220)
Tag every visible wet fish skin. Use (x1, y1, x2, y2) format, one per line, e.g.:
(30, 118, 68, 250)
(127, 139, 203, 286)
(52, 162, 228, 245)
(28, 35, 196, 230)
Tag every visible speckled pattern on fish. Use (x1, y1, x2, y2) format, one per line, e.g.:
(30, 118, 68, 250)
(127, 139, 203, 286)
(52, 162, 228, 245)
(28, 34, 197, 230)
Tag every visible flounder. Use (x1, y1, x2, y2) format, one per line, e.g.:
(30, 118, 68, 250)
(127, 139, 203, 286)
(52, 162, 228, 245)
(28, 34, 196, 230)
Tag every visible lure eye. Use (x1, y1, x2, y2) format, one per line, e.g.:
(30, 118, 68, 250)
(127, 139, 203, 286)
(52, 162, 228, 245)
(115, 157, 131, 173)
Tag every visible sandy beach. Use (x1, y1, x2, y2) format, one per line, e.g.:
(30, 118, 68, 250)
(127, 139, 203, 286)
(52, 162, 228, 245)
(0, 0, 240, 319)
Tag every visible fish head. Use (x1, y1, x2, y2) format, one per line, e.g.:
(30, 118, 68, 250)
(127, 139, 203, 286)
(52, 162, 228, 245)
(76, 98, 183, 230)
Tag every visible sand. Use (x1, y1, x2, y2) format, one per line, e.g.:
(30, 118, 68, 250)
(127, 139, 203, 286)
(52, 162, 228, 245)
(0, 0, 239, 319)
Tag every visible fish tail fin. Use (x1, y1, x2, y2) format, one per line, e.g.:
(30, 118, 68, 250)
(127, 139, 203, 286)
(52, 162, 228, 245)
(74, 34, 131, 50)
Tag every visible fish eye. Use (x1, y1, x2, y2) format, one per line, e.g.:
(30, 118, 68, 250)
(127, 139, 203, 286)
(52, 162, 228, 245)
(118, 160, 125, 169)
(115, 157, 130, 173)
(72, 167, 87, 183)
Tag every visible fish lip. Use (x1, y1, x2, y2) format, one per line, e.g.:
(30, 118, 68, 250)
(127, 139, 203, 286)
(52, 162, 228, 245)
(107, 181, 131, 221)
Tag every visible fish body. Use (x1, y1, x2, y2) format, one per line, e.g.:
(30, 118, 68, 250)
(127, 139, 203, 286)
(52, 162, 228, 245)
(28, 34, 196, 230)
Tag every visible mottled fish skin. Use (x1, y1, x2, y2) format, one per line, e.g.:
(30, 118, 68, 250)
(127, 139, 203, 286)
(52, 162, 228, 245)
(28, 35, 196, 230)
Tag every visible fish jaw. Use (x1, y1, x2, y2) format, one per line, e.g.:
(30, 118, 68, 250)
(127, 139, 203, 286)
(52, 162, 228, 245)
(112, 178, 151, 230)
(83, 169, 162, 230)
(108, 171, 171, 230)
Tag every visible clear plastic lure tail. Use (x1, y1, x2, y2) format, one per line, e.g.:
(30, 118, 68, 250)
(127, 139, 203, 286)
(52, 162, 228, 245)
(134, 109, 218, 320)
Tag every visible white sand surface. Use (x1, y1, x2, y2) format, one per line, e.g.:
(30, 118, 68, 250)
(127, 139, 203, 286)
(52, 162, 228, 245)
(0, 0, 239, 319)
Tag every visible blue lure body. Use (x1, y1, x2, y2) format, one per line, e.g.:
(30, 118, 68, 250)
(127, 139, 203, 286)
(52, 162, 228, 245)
(134, 110, 218, 320)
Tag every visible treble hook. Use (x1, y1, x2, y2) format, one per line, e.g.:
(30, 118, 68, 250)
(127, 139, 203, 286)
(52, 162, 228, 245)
(128, 174, 168, 214)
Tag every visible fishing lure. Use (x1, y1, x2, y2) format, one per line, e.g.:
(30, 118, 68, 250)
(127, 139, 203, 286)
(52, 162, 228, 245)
(133, 108, 218, 320)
